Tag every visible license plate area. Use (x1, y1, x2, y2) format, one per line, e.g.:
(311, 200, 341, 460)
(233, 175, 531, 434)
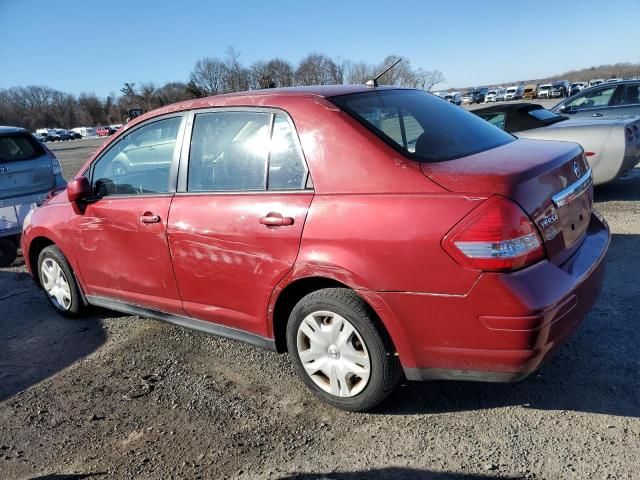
(552, 170, 593, 249)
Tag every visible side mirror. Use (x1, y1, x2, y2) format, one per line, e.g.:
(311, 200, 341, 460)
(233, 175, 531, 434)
(67, 177, 91, 202)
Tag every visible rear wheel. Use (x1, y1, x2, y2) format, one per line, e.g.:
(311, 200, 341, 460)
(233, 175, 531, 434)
(286, 288, 401, 411)
(38, 245, 85, 317)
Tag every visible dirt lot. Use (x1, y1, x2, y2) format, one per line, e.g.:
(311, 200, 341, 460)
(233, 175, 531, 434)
(0, 134, 639, 480)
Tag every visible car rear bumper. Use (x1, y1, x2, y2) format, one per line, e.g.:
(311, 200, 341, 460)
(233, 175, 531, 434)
(365, 212, 610, 382)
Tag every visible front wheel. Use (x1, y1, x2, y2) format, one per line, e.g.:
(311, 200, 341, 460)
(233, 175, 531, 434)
(38, 245, 86, 317)
(286, 288, 401, 411)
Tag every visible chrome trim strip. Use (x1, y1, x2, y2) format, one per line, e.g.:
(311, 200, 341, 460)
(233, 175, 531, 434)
(86, 295, 277, 351)
(552, 168, 593, 208)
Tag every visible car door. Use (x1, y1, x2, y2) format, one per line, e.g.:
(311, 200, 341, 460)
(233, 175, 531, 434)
(554, 85, 617, 118)
(167, 109, 313, 338)
(69, 114, 186, 315)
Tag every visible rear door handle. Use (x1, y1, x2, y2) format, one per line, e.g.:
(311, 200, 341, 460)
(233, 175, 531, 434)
(140, 212, 161, 224)
(592, 112, 603, 117)
(259, 212, 294, 226)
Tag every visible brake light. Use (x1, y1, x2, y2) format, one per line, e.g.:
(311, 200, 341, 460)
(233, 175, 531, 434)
(442, 196, 545, 272)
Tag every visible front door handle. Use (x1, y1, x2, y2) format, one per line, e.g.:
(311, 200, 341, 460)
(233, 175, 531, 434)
(259, 212, 294, 227)
(592, 112, 603, 117)
(140, 212, 161, 224)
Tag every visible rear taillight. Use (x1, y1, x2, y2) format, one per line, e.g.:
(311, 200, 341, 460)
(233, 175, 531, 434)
(442, 196, 545, 272)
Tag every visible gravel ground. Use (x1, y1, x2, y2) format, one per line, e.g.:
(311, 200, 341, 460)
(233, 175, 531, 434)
(0, 135, 638, 480)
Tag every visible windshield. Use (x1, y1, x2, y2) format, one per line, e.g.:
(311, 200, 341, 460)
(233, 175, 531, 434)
(329, 89, 514, 162)
(507, 88, 517, 93)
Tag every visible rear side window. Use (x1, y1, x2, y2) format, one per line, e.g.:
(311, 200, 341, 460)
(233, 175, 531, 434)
(268, 114, 307, 190)
(330, 90, 514, 162)
(0, 134, 45, 163)
(613, 84, 640, 106)
(188, 111, 270, 192)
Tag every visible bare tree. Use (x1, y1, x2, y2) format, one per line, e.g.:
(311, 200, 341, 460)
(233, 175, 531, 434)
(344, 60, 376, 84)
(266, 58, 294, 87)
(415, 69, 445, 91)
(224, 47, 250, 92)
(188, 57, 227, 96)
(295, 53, 342, 85)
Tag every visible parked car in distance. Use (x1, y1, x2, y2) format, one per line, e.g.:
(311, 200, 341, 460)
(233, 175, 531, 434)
(538, 84, 552, 99)
(589, 79, 605, 87)
(485, 89, 498, 102)
(471, 87, 489, 104)
(96, 126, 110, 137)
(495, 88, 507, 102)
(523, 84, 538, 100)
(461, 91, 474, 105)
(22, 86, 610, 411)
(0, 126, 66, 266)
(570, 82, 588, 96)
(473, 102, 640, 185)
(551, 80, 640, 119)
(444, 91, 462, 105)
(67, 130, 82, 140)
(505, 85, 524, 100)
(551, 80, 570, 98)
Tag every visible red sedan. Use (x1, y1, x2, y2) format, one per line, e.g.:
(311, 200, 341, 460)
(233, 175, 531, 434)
(21, 86, 609, 411)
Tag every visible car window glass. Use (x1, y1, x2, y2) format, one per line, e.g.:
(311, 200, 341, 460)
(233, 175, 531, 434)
(565, 86, 616, 110)
(0, 134, 44, 163)
(613, 84, 640, 106)
(268, 114, 307, 190)
(331, 90, 514, 162)
(91, 116, 181, 197)
(188, 111, 270, 192)
(477, 113, 506, 130)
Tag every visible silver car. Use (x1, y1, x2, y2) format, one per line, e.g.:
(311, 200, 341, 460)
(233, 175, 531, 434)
(552, 80, 640, 119)
(472, 103, 640, 185)
(0, 126, 66, 266)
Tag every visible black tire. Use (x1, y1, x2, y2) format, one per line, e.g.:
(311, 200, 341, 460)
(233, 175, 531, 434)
(37, 245, 86, 318)
(286, 288, 401, 412)
(0, 237, 18, 267)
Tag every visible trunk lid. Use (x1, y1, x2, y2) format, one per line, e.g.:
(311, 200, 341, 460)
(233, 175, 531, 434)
(421, 138, 593, 265)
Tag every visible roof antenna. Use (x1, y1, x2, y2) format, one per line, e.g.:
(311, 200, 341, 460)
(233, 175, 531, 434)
(366, 58, 402, 88)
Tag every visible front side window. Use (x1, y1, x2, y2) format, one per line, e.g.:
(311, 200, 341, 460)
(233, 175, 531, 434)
(188, 111, 270, 192)
(330, 90, 514, 162)
(564, 86, 616, 110)
(91, 116, 181, 196)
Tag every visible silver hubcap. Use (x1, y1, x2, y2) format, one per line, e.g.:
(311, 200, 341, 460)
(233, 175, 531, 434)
(40, 258, 72, 310)
(296, 311, 371, 398)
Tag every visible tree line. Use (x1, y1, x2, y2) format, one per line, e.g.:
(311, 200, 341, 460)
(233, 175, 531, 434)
(0, 50, 444, 132)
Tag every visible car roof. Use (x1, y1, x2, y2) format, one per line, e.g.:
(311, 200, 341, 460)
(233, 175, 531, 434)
(0, 126, 28, 135)
(122, 85, 412, 131)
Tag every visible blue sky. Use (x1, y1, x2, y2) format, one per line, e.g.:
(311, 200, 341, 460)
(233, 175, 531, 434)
(1, 0, 638, 97)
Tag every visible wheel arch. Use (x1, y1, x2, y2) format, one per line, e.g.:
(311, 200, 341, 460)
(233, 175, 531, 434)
(270, 276, 398, 356)
(27, 236, 56, 287)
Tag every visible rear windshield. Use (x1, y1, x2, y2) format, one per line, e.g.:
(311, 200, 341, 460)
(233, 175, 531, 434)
(0, 133, 46, 163)
(329, 89, 514, 162)
(527, 108, 564, 122)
